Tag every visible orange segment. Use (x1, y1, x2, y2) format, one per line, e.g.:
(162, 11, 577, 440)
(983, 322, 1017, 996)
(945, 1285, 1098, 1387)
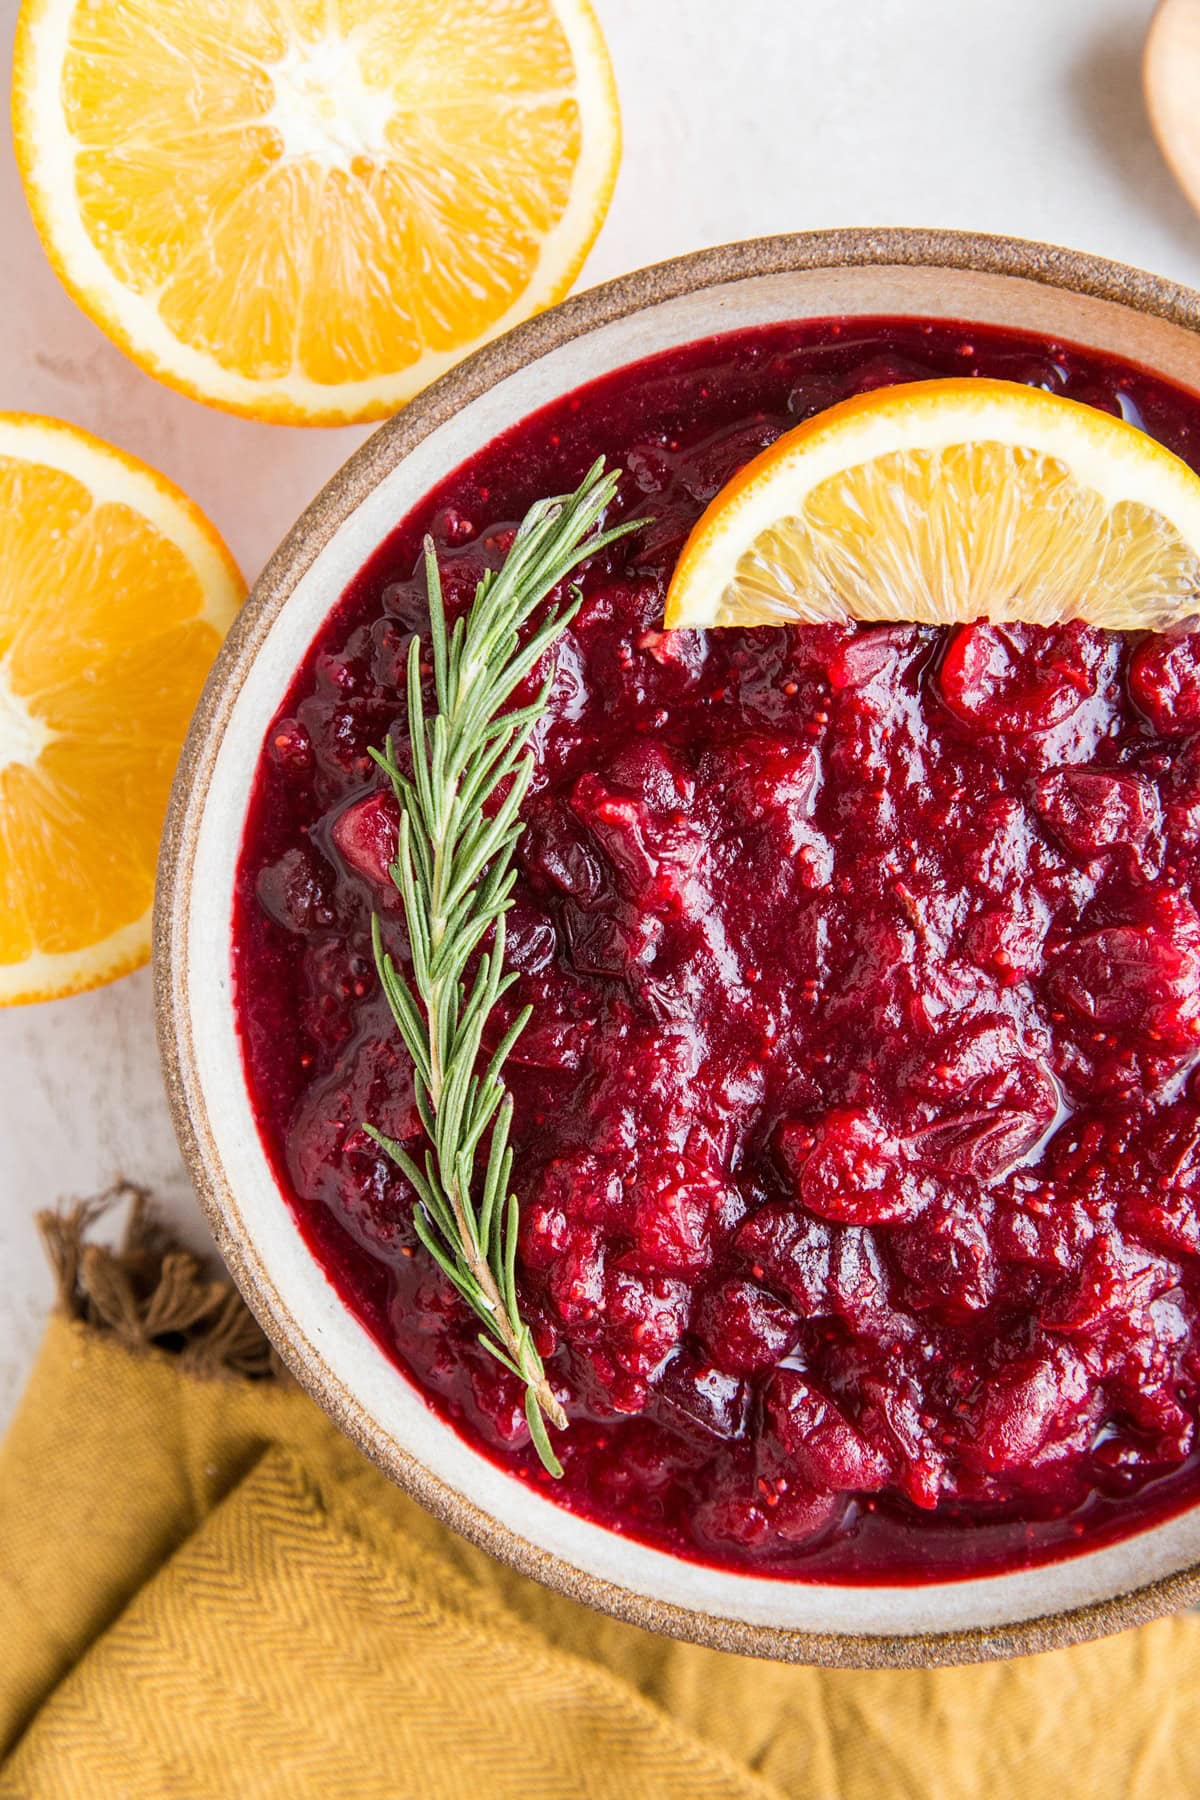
(665, 379, 1200, 634)
(13, 0, 620, 423)
(0, 415, 243, 1003)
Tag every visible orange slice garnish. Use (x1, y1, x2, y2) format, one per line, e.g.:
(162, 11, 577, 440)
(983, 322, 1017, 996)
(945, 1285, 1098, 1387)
(0, 414, 243, 1003)
(665, 379, 1200, 633)
(13, 0, 620, 424)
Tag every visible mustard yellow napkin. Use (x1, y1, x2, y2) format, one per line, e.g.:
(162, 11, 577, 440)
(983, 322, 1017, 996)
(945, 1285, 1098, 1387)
(4, 1199, 1200, 1799)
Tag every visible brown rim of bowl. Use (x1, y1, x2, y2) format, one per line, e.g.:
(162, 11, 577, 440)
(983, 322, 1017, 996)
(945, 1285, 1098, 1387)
(155, 226, 1200, 1669)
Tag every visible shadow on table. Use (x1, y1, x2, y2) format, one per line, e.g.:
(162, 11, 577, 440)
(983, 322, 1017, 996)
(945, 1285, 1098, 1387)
(1068, 12, 1200, 260)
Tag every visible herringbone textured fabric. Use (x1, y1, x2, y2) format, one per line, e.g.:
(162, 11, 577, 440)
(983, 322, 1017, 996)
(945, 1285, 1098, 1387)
(5, 1319, 1200, 1798)
(1, 1447, 772, 1800)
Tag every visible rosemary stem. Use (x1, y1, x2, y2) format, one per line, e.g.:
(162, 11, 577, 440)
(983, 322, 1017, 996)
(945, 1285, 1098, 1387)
(444, 1167, 568, 1429)
(426, 745, 568, 1418)
(365, 459, 642, 1475)
(424, 603, 566, 1429)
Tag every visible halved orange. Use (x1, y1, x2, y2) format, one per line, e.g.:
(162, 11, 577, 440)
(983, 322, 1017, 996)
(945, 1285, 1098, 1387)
(0, 415, 243, 1004)
(12, 0, 621, 425)
(665, 378, 1200, 633)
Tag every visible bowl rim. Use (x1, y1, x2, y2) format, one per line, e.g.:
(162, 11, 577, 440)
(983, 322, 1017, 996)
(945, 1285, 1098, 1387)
(155, 225, 1200, 1668)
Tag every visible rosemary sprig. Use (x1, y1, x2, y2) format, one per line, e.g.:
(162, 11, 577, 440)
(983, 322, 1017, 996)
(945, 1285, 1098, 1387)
(364, 459, 640, 1476)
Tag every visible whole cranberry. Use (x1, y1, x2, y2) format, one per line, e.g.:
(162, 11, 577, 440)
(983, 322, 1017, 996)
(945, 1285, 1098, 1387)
(961, 1340, 1095, 1475)
(763, 1370, 892, 1493)
(1129, 632, 1200, 735)
(937, 622, 1101, 734)
(780, 1109, 924, 1226)
(1043, 1234, 1174, 1334)
(733, 1204, 833, 1313)
(255, 846, 333, 933)
(694, 1278, 801, 1375)
(657, 1354, 748, 1441)
(892, 1205, 995, 1317)
(1047, 920, 1200, 1050)
(267, 716, 313, 774)
(693, 1491, 772, 1551)
(330, 790, 399, 888)
(544, 1223, 606, 1327)
(629, 1156, 721, 1277)
(1031, 768, 1158, 862)
(602, 1268, 690, 1381)
(905, 1081, 1057, 1186)
(824, 624, 922, 694)
(771, 1486, 842, 1546)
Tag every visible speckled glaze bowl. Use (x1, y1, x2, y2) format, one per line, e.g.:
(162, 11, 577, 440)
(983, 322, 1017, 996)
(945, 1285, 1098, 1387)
(156, 228, 1200, 1668)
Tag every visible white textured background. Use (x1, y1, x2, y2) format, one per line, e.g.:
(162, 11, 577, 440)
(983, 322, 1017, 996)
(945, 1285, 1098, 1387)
(3, 0, 1200, 1425)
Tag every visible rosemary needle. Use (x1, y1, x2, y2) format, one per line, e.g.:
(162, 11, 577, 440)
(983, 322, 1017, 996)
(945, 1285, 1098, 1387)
(365, 459, 641, 1476)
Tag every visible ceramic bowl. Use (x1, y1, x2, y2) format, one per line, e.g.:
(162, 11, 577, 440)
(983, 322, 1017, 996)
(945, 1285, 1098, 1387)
(156, 227, 1200, 1667)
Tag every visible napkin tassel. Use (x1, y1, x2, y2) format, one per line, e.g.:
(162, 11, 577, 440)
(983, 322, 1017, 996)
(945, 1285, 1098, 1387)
(36, 1183, 281, 1381)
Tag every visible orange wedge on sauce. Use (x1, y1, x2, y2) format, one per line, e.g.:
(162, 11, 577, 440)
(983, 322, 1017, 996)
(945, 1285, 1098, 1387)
(665, 379, 1200, 633)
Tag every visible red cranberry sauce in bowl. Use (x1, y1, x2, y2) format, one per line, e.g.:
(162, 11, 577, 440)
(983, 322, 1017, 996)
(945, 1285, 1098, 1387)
(233, 317, 1200, 1583)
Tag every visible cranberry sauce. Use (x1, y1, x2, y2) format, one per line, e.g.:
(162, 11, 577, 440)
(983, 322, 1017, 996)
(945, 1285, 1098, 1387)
(234, 318, 1200, 1582)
